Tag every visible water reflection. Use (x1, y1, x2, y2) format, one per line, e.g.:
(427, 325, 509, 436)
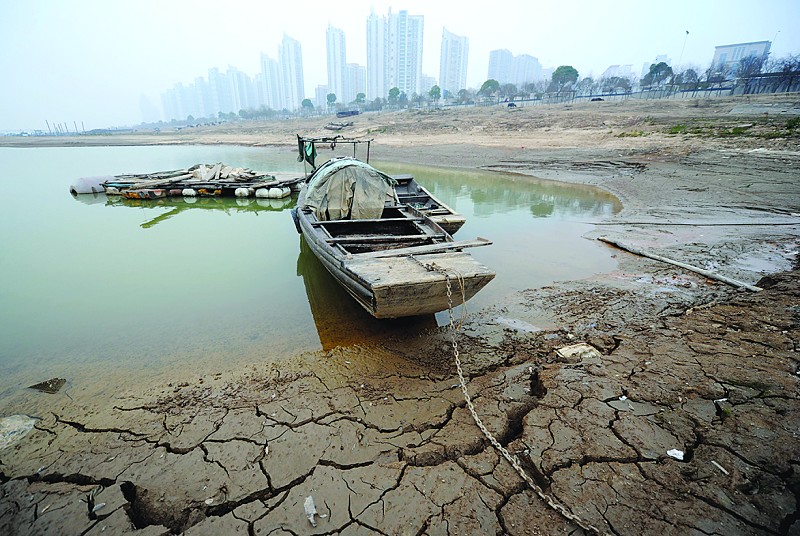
(91, 195, 296, 228)
(296, 236, 436, 350)
(374, 162, 622, 220)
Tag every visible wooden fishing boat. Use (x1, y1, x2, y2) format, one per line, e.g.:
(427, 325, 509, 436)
(392, 173, 466, 235)
(292, 157, 494, 318)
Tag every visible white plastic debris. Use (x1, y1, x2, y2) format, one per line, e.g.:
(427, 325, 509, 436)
(667, 449, 685, 461)
(619, 395, 628, 401)
(91, 502, 106, 513)
(304, 495, 318, 527)
(711, 460, 730, 475)
(0, 415, 37, 450)
(555, 342, 602, 363)
(204, 498, 214, 505)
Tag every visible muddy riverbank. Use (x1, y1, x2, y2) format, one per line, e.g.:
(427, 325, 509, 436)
(1, 95, 799, 535)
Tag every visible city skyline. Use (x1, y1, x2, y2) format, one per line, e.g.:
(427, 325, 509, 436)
(1, 0, 798, 130)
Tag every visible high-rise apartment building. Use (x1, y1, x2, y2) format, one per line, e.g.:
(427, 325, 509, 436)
(259, 53, 282, 110)
(367, 9, 424, 100)
(489, 49, 543, 87)
(326, 25, 347, 104)
(488, 49, 514, 85)
(513, 54, 543, 86)
(439, 28, 468, 96)
(345, 63, 367, 103)
(366, 10, 387, 100)
(279, 35, 305, 111)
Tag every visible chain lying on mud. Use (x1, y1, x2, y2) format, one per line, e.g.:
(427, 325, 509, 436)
(409, 254, 607, 536)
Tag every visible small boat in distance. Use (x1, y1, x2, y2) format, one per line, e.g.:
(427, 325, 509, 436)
(293, 156, 494, 318)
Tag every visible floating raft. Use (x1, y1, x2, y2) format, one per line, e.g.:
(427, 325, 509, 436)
(92, 163, 304, 200)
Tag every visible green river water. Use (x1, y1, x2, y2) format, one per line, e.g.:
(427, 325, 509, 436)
(0, 145, 620, 404)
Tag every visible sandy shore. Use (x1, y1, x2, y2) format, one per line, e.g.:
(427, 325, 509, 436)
(1, 95, 799, 535)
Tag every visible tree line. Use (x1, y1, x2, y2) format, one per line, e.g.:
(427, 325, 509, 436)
(161, 52, 799, 125)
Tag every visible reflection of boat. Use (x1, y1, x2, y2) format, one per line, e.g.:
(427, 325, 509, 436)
(293, 157, 494, 318)
(392, 174, 465, 234)
(296, 236, 436, 349)
(104, 195, 294, 228)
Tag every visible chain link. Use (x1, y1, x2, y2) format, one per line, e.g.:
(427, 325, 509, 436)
(430, 262, 607, 536)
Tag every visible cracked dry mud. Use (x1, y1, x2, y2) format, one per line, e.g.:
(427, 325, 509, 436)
(2, 95, 799, 534)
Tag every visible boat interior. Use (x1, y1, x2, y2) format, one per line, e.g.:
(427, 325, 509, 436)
(311, 206, 447, 254)
(392, 175, 448, 213)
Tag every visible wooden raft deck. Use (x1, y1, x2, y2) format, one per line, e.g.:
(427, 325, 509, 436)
(102, 163, 304, 199)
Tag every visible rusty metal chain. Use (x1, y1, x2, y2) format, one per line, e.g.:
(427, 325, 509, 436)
(413, 256, 607, 536)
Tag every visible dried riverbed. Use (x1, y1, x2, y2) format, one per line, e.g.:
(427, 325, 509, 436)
(1, 95, 799, 535)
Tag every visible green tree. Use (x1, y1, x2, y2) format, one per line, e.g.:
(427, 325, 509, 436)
(398, 91, 408, 107)
(186, 115, 195, 123)
(549, 66, 579, 92)
(326, 93, 337, 108)
(301, 99, 314, 113)
(641, 62, 673, 87)
(429, 85, 441, 102)
(388, 87, 401, 104)
(478, 79, 500, 97)
(457, 88, 474, 103)
(355, 92, 366, 104)
(500, 83, 518, 99)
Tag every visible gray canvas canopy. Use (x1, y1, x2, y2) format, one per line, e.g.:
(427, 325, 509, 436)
(303, 158, 397, 220)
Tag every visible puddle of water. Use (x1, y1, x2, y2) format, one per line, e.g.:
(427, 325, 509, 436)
(493, 316, 542, 333)
(0, 146, 621, 408)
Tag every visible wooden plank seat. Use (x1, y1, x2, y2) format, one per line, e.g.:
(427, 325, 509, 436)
(312, 217, 424, 226)
(326, 233, 445, 244)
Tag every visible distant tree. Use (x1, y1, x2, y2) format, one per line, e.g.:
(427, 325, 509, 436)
(388, 87, 401, 104)
(429, 85, 441, 102)
(601, 76, 631, 93)
(301, 99, 314, 113)
(641, 62, 673, 87)
(737, 55, 765, 78)
(548, 66, 579, 93)
(326, 93, 337, 108)
(398, 91, 409, 107)
(675, 68, 699, 86)
(355, 92, 366, 104)
(478, 79, 500, 97)
(500, 83, 518, 99)
(186, 115, 195, 123)
(457, 88, 474, 103)
(576, 77, 595, 95)
(765, 54, 800, 92)
(705, 63, 731, 85)
(364, 97, 385, 112)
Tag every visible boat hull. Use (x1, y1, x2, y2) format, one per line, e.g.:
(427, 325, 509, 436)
(297, 207, 493, 318)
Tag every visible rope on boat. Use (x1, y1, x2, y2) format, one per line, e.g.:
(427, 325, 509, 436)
(409, 253, 607, 536)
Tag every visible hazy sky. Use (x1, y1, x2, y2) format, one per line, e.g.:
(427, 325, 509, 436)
(2, 0, 798, 131)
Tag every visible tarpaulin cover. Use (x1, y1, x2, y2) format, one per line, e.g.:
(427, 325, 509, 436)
(304, 158, 396, 220)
